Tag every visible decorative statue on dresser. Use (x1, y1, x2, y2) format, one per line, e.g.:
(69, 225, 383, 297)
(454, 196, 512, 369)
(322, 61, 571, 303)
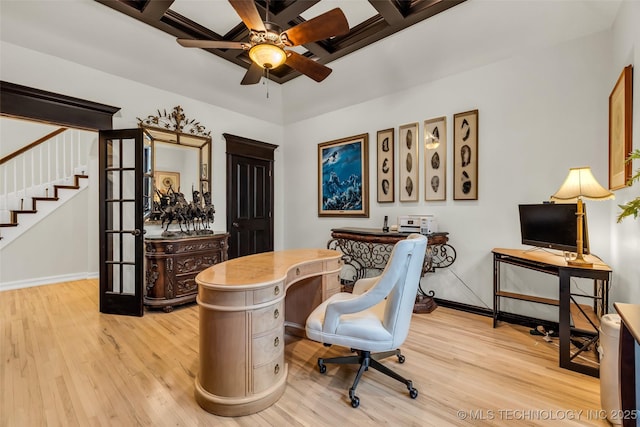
(156, 185, 215, 236)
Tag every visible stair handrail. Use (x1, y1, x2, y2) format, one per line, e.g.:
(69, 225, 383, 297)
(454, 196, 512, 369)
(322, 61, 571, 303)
(0, 127, 68, 165)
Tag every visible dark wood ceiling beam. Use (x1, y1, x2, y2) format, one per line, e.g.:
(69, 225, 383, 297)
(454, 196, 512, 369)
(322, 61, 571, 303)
(140, 0, 175, 20)
(162, 10, 224, 40)
(367, 0, 405, 25)
(405, 0, 466, 25)
(94, 0, 468, 85)
(268, 0, 320, 27)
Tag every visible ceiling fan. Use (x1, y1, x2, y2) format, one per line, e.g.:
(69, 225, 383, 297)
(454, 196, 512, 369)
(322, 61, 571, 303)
(177, 0, 349, 85)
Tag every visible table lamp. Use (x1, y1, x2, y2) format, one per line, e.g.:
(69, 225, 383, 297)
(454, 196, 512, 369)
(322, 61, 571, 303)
(550, 167, 614, 267)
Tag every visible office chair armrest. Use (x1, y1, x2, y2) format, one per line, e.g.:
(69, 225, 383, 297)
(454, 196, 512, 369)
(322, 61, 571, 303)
(323, 284, 389, 333)
(352, 277, 379, 295)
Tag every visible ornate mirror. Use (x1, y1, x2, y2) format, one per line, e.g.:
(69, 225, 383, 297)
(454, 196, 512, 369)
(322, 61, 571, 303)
(138, 106, 212, 222)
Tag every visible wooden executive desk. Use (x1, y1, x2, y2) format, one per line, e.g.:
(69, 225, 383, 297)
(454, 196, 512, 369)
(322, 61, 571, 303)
(194, 249, 343, 416)
(492, 248, 611, 377)
(614, 303, 640, 427)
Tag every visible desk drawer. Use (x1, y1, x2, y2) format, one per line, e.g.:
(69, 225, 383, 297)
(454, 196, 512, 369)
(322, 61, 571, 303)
(252, 301, 284, 335)
(287, 262, 322, 283)
(253, 354, 285, 394)
(325, 258, 342, 271)
(252, 330, 284, 366)
(253, 282, 284, 304)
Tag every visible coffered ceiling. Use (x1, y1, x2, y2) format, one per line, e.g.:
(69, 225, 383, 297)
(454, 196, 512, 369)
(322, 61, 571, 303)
(0, 1, 624, 124)
(95, 0, 466, 84)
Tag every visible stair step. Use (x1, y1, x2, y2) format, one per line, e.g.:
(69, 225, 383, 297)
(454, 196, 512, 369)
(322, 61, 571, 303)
(3, 175, 88, 234)
(32, 197, 60, 202)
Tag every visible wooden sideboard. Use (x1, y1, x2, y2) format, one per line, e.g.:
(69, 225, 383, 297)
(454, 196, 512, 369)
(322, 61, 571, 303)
(194, 249, 343, 416)
(144, 232, 229, 312)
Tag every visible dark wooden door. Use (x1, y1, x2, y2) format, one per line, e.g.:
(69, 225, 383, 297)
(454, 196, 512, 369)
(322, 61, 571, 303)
(98, 128, 145, 316)
(225, 134, 277, 259)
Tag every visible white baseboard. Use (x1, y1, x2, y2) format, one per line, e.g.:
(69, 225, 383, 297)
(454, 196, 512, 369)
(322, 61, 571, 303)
(0, 271, 99, 292)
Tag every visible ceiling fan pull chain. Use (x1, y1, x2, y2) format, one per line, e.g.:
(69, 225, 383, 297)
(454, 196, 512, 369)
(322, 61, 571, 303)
(265, 68, 270, 99)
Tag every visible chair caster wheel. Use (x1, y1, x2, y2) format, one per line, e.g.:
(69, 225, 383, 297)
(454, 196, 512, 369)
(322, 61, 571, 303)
(350, 396, 360, 408)
(397, 354, 406, 364)
(409, 388, 418, 399)
(318, 360, 327, 374)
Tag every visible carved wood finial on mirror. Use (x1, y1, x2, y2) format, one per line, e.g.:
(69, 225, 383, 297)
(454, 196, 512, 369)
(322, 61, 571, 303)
(137, 105, 211, 137)
(138, 106, 213, 237)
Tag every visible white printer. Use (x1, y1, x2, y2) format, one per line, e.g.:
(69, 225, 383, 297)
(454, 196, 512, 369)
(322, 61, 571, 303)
(397, 215, 438, 235)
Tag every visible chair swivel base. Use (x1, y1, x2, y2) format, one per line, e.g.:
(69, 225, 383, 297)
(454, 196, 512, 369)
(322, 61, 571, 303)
(317, 349, 418, 408)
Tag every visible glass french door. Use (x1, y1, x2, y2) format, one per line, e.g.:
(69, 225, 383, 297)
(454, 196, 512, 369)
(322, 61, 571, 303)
(98, 128, 145, 316)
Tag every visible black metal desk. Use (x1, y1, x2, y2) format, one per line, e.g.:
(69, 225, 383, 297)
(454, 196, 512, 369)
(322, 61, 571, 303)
(493, 248, 611, 377)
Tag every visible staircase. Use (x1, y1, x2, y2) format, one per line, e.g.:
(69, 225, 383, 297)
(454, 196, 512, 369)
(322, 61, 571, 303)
(0, 126, 95, 246)
(1, 173, 88, 229)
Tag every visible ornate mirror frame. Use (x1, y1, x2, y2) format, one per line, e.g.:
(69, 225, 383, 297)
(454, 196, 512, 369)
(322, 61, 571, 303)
(137, 106, 212, 220)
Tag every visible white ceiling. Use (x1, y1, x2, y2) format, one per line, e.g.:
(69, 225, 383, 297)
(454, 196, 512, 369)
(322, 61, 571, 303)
(0, 0, 622, 125)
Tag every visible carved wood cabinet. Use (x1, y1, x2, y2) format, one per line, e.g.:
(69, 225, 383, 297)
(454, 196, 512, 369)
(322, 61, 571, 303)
(144, 233, 229, 312)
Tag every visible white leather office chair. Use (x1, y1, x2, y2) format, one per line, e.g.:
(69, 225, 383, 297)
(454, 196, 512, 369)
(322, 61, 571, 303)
(305, 233, 428, 408)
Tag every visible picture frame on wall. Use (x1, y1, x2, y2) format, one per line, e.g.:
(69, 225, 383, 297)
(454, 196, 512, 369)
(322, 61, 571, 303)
(318, 133, 369, 217)
(453, 109, 478, 200)
(608, 64, 633, 191)
(155, 171, 180, 196)
(376, 128, 395, 203)
(424, 116, 447, 201)
(399, 122, 419, 202)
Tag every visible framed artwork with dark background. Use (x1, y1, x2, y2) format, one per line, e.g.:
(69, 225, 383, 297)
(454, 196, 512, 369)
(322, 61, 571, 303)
(318, 133, 369, 217)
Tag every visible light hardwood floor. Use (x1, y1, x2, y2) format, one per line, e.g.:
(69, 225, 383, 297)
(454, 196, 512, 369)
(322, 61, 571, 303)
(1, 279, 610, 426)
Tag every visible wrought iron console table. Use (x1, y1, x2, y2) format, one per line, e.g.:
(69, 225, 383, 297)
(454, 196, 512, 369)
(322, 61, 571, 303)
(327, 227, 456, 311)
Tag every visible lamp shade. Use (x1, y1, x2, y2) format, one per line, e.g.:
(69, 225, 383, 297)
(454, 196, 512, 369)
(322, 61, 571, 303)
(550, 167, 614, 201)
(249, 44, 286, 69)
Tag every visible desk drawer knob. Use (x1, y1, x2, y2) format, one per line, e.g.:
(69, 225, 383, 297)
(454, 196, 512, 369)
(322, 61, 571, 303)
(274, 337, 280, 347)
(274, 285, 280, 295)
(274, 308, 279, 319)
(274, 364, 280, 375)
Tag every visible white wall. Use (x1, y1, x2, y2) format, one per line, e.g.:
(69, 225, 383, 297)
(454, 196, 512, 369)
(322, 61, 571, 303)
(2, 3, 639, 310)
(608, 0, 640, 305)
(283, 29, 638, 313)
(0, 41, 284, 288)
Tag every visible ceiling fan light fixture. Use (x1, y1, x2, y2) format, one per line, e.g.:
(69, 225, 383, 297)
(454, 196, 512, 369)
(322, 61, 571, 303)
(249, 44, 286, 69)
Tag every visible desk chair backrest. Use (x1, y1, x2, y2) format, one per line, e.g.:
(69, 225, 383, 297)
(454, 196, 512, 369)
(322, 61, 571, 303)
(382, 233, 427, 348)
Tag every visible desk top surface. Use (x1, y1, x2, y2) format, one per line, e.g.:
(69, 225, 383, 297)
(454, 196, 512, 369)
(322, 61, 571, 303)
(196, 248, 342, 288)
(331, 227, 448, 238)
(615, 303, 640, 345)
(145, 231, 228, 241)
(492, 247, 612, 272)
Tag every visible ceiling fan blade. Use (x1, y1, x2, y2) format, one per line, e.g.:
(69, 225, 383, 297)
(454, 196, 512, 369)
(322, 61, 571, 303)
(241, 62, 264, 85)
(281, 8, 349, 46)
(285, 51, 332, 83)
(177, 39, 247, 49)
(229, 0, 266, 32)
